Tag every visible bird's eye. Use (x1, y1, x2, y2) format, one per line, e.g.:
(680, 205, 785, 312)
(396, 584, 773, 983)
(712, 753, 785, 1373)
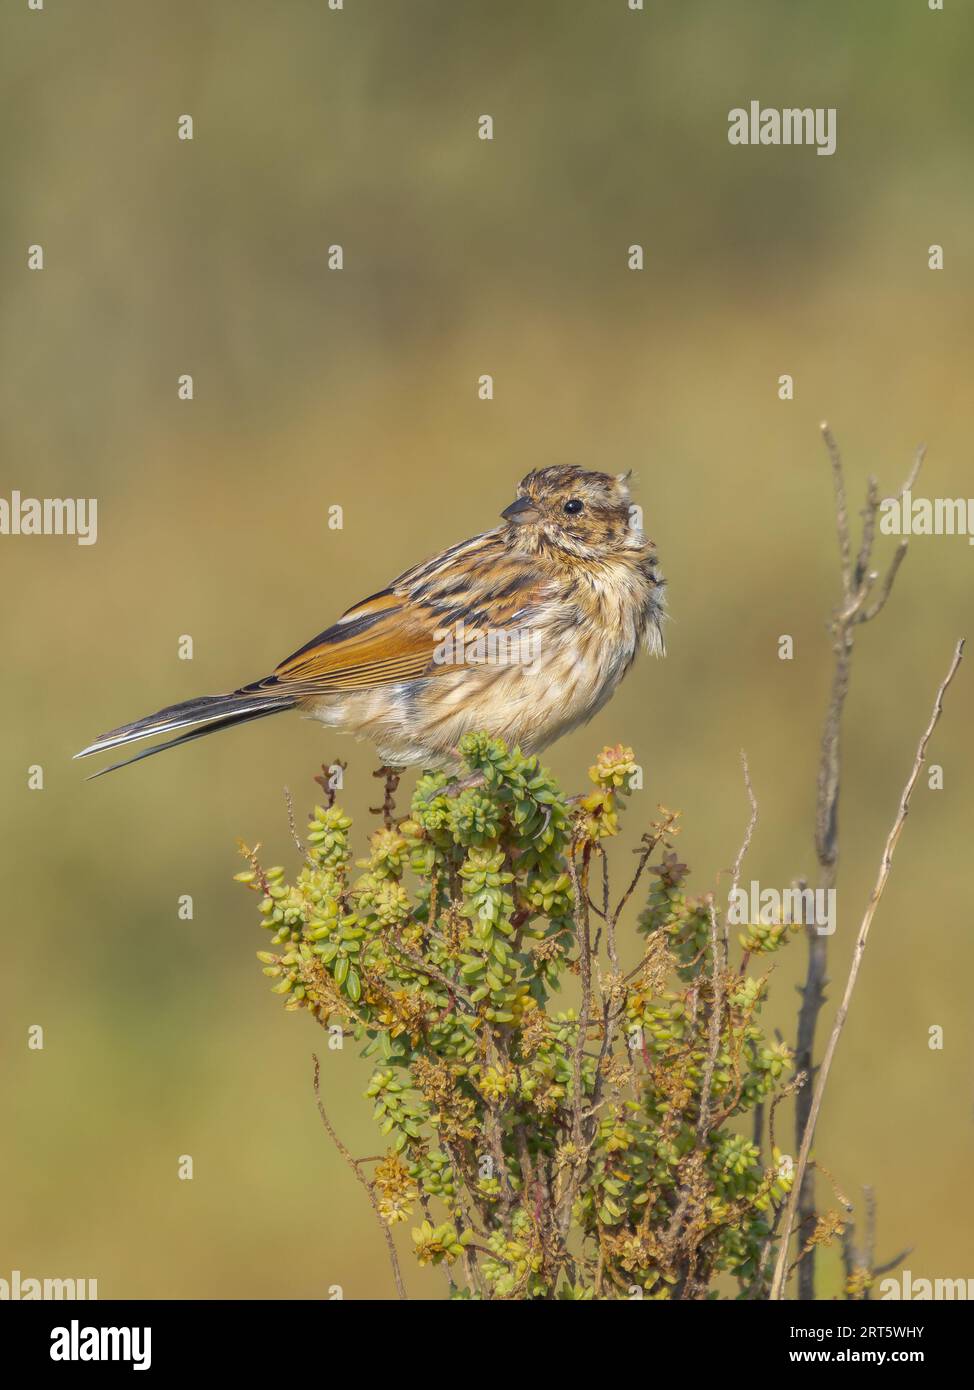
(563, 498, 584, 516)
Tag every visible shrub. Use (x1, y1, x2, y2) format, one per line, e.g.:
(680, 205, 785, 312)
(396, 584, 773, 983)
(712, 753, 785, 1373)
(236, 735, 806, 1300)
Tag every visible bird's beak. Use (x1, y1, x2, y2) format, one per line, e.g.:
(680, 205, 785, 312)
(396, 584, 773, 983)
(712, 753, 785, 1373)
(501, 496, 539, 525)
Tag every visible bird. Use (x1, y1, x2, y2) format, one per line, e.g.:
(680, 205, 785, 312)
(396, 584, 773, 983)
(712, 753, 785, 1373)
(75, 465, 666, 779)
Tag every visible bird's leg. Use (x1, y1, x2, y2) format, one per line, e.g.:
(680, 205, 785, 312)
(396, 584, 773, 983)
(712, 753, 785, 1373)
(369, 766, 402, 828)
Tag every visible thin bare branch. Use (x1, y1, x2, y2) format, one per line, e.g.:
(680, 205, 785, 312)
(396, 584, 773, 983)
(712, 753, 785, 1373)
(772, 639, 965, 1299)
(858, 444, 924, 623)
(283, 786, 305, 857)
(873, 1246, 913, 1277)
(567, 841, 594, 1153)
(821, 421, 852, 593)
(696, 898, 726, 1141)
(799, 427, 916, 1298)
(389, 943, 477, 1015)
(862, 540, 908, 622)
(312, 1054, 409, 1300)
(369, 765, 401, 827)
(897, 444, 926, 499)
(731, 752, 758, 892)
(725, 750, 759, 947)
(854, 476, 879, 589)
(769, 1069, 807, 1158)
(609, 809, 679, 934)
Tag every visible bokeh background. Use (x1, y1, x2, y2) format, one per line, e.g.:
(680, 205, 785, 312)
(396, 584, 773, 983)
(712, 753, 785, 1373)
(1, 0, 971, 1300)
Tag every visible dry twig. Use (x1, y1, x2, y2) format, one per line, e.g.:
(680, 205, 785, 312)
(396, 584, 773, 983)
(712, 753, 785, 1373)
(795, 426, 925, 1298)
(772, 639, 965, 1299)
(313, 1054, 409, 1301)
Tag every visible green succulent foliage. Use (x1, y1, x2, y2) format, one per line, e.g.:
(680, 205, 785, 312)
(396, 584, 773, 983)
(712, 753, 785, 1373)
(238, 737, 804, 1299)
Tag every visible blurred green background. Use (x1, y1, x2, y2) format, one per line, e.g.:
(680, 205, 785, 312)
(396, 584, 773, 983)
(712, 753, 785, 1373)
(1, 0, 971, 1299)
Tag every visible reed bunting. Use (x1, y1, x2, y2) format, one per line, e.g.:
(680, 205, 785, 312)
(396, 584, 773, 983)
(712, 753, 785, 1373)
(76, 466, 665, 777)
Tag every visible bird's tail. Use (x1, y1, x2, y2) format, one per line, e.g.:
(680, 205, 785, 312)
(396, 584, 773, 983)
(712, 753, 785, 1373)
(74, 687, 296, 779)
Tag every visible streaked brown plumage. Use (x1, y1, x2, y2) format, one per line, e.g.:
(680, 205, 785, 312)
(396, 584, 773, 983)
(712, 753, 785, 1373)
(76, 466, 665, 777)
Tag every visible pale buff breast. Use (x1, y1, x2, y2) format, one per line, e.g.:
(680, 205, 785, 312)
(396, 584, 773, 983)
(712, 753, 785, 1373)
(300, 568, 663, 769)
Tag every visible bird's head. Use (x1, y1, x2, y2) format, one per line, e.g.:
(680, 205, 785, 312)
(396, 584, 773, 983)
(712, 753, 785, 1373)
(500, 465, 643, 560)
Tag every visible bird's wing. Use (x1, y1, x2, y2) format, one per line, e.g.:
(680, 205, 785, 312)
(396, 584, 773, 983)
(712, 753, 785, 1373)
(262, 530, 550, 695)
